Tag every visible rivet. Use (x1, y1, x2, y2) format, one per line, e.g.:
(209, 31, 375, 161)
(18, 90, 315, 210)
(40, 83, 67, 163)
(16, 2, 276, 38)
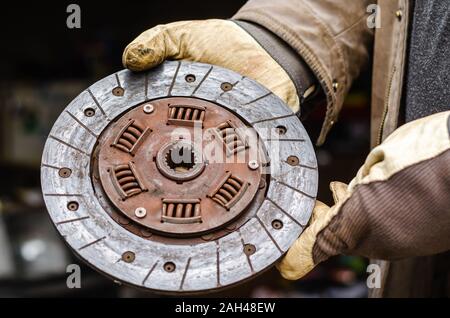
(122, 251, 135, 263)
(112, 87, 124, 96)
(134, 207, 147, 218)
(185, 74, 196, 83)
(164, 262, 176, 273)
(275, 125, 287, 135)
(140, 229, 153, 238)
(287, 156, 300, 166)
(258, 178, 266, 189)
(118, 216, 131, 225)
(243, 244, 256, 256)
(143, 103, 154, 114)
(201, 234, 215, 241)
(221, 82, 233, 92)
(248, 160, 259, 170)
(67, 201, 79, 211)
(58, 167, 72, 178)
(395, 10, 403, 20)
(84, 108, 95, 117)
(272, 219, 284, 230)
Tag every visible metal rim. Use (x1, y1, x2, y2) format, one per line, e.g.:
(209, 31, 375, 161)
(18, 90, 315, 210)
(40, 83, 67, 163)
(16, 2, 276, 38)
(41, 61, 318, 293)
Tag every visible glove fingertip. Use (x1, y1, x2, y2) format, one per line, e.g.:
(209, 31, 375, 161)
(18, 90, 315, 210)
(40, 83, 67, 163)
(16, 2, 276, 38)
(122, 42, 163, 71)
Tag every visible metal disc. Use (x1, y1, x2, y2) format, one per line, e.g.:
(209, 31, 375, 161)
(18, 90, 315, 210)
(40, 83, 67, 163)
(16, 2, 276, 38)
(41, 61, 318, 294)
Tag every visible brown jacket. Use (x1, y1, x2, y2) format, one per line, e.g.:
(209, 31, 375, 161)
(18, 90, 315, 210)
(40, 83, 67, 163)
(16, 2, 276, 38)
(234, 0, 445, 297)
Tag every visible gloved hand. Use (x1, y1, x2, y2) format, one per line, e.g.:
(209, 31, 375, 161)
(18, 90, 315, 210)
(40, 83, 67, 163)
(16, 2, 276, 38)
(122, 19, 299, 110)
(278, 111, 450, 280)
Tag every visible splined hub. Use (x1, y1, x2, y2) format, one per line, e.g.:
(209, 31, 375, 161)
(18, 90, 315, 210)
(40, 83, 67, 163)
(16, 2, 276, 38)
(41, 61, 318, 294)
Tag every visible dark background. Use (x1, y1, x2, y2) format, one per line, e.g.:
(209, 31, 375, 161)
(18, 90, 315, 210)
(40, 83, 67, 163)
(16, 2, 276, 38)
(0, 0, 371, 297)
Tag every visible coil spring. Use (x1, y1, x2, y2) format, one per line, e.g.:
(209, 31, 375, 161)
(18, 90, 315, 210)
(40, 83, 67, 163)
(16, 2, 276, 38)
(217, 121, 246, 154)
(116, 121, 144, 152)
(212, 174, 244, 207)
(169, 105, 205, 122)
(114, 164, 142, 197)
(163, 202, 201, 218)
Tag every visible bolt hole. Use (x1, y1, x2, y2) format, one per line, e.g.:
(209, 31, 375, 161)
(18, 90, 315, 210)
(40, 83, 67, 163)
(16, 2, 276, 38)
(275, 125, 287, 135)
(221, 82, 233, 91)
(272, 219, 284, 230)
(164, 262, 176, 272)
(287, 156, 300, 166)
(243, 244, 256, 256)
(67, 201, 79, 211)
(84, 108, 96, 117)
(58, 167, 72, 178)
(185, 74, 196, 83)
(112, 87, 124, 96)
(122, 251, 135, 263)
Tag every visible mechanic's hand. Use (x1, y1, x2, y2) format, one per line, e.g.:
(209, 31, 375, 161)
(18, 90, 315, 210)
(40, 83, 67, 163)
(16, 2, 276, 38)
(122, 19, 299, 110)
(277, 182, 351, 280)
(278, 111, 450, 280)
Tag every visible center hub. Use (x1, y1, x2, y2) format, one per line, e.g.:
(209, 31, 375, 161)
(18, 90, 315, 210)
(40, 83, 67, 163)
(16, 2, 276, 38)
(156, 140, 205, 182)
(95, 97, 265, 237)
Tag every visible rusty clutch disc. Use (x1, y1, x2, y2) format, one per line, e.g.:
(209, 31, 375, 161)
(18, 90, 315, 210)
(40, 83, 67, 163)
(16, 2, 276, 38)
(41, 61, 318, 294)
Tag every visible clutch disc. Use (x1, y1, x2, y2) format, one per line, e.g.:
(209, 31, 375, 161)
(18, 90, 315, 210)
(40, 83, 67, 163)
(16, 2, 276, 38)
(41, 61, 318, 294)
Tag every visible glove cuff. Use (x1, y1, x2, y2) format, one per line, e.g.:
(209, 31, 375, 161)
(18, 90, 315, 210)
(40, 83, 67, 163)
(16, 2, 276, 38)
(312, 181, 365, 264)
(312, 202, 367, 264)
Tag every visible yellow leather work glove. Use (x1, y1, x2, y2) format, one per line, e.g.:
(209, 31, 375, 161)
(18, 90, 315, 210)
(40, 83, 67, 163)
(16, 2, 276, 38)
(277, 182, 351, 280)
(122, 19, 300, 111)
(278, 111, 450, 280)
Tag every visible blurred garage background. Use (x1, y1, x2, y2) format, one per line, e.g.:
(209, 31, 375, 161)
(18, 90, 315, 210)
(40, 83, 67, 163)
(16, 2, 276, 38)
(0, 0, 371, 297)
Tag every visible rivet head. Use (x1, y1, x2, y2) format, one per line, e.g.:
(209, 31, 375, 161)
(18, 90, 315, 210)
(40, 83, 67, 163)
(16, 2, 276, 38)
(272, 219, 284, 230)
(112, 87, 124, 96)
(58, 167, 72, 178)
(67, 201, 79, 211)
(221, 82, 233, 91)
(275, 125, 287, 135)
(287, 156, 300, 166)
(201, 234, 215, 241)
(258, 177, 266, 189)
(122, 251, 135, 263)
(185, 74, 196, 83)
(140, 229, 153, 238)
(395, 10, 403, 20)
(248, 160, 259, 170)
(118, 216, 131, 225)
(134, 207, 147, 218)
(143, 103, 154, 114)
(84, 108, 95, 117)
(164, 262, 176, 272)
(243, 244, 256, 256)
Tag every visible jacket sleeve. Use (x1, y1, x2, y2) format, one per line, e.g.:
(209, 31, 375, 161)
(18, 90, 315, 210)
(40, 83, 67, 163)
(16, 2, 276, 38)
(313, 111, 450, 262)
(234, 0, 374, 145)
